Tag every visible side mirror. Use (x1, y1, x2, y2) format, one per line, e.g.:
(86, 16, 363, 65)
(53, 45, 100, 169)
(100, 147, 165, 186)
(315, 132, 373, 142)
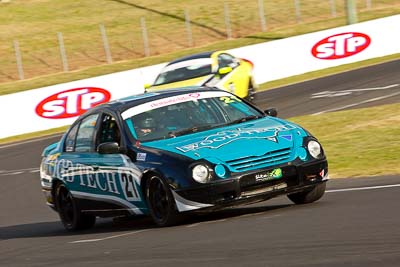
(265, 108, 278, 117)
(97, 142, 120, 154)
(144, 83, 152, 89)
(218, 66, 233, 75)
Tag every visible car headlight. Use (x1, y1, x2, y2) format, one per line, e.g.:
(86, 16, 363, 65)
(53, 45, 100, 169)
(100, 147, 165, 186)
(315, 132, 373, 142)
(192, 164, 210, 183)
(307, 140, 322, 159)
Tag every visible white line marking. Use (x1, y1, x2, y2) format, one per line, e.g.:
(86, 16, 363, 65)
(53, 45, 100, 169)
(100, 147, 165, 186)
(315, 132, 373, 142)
(186, 218, 227, 228)
(186, 222, 201, 228)
(5, 171, 24, 176)
(69, 229, 149, 244)
(0, 134, 62, 149)
(0, 167, 39, 176)
(312, 91, 400, 115)
(327, 184, 400, 193)
(311, 84, 399, 98)
(204, 218, 227, 224)
(260, 214, 282, 220)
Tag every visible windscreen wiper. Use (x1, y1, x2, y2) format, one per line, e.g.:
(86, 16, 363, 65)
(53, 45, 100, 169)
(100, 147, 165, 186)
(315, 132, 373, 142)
(168, 124, 214, 137)
(225, 115, 262, 126)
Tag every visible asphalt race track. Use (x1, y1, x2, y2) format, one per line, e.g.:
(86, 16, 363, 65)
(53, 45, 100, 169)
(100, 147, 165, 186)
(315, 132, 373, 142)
(1, 59, 399, 266)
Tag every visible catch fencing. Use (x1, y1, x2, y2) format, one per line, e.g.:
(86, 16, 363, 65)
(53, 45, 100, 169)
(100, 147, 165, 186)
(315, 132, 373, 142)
(1, 0, 398, 83)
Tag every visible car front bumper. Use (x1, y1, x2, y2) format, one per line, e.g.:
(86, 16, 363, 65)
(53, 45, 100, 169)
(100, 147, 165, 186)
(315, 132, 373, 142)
(173, 159, 328, 212)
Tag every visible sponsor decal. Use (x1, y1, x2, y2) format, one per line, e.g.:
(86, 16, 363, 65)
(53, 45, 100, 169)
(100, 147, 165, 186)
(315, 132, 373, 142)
(281, 135, 292, 141)
(121, 91, 231, 119)
(150, 93, 200, 108)
(42, 158, 142, 202)
(312, 32, 371, 60)
(255, 168, 283, 182)
(136, 153, 147, 161)
(176, 125, 296, 152)
(36, 87, 111, 119)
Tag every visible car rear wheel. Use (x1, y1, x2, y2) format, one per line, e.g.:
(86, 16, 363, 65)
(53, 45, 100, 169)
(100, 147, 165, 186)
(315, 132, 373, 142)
(287, 183, 326, 204)
(55, 183, 96, 231)
(244, 79, 256, 103)
(145, 175, 180, 227)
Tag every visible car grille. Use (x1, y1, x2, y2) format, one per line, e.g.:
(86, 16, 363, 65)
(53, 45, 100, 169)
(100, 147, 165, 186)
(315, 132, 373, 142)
(225, 148, 291, 172)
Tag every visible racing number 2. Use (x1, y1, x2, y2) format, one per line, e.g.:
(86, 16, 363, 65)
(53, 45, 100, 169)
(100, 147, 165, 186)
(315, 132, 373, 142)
(220, 96, 241, 104)
(121, 173, 140, 201)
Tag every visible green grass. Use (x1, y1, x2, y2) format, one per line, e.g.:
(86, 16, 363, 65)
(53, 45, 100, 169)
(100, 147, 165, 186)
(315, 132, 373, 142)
(290, 103, 400, 178)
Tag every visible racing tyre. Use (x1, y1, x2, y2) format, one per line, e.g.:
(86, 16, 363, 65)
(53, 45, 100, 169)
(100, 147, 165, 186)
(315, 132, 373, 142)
(287, 183, 326, 204)
(55, 183, 96, 231)
(244, 80, 256, 103)
(145, 175, 180, 227)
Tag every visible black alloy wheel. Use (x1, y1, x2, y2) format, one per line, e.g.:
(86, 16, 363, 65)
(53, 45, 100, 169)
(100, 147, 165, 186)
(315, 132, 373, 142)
(146, 176, 180, 227)
(55, 183, 96, 231)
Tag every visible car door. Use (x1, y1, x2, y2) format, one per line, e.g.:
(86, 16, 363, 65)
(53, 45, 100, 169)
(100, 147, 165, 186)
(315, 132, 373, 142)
(58, 112, 146, 215)
(217, 53, 250, 98)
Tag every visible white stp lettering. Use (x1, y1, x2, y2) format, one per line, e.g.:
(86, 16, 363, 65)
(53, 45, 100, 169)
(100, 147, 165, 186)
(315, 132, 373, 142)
(43, 89, 105, 117)
(312, 32, 370, 59)
(36, 87, 111, 119)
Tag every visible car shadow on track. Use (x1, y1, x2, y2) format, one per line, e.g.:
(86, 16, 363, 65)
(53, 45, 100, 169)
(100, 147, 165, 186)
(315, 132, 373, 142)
(0, 203, 294, 240)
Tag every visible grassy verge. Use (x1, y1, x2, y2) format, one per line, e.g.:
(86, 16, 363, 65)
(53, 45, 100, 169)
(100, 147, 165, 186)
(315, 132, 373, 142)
(0, 126, 68, 145)
(290, 103, 400, 178)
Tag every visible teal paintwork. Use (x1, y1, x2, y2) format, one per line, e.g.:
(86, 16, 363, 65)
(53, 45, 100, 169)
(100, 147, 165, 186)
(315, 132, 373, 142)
(143, 116, 308, 174)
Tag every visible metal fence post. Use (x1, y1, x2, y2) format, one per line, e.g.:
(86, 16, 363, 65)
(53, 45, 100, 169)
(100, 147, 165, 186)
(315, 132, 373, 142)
(57, 32, 69, 72)
(99, 24, 113, 64)
(141, 17, 150, 57)
(294, 0, 301, 23)
(224, 2, 232, 39)
(258, 0, 267, 32)
(13, 40, 24, 80)
(366, 0, 372, 9)
(345, 0, 358, 24)
(184, 9, 194, 47)
(329, 0, 337, 18)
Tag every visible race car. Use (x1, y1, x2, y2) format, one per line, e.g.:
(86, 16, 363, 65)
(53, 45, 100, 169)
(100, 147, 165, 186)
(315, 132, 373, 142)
(146, 51, 257, 101)
(40, 87, 328, 231)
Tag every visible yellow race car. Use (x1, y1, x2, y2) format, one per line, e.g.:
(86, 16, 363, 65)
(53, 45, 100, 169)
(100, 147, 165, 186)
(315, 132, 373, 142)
(146, 51, 257, 101)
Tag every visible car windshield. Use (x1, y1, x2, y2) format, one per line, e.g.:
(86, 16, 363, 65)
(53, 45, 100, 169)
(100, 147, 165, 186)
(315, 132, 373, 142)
(122, 92, 264, 142)
(153, 58, 213, 85)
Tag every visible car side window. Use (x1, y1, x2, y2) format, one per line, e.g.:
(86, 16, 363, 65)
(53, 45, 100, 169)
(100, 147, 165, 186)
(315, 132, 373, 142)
(64, 123, 79, 152)
(75, 114, 99, 153)
(97, 114, 121, 146)
(218, 53, 238, 69)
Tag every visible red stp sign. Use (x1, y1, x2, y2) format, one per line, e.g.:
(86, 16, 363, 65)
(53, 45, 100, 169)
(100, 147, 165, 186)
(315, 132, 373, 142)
(36, 87, 111, 119)
(312, 32, 371, 60)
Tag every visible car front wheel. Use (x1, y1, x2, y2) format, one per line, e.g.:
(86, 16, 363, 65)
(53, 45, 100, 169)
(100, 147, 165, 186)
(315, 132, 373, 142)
(287, 183, 326, 204)
(145, 175, 180, 227)
(55, 183, 96, 231)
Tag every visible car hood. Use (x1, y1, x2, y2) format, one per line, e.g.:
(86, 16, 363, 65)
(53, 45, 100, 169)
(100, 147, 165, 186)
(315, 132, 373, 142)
(143, 117, 308, 172)
(148, 75, 214, 90)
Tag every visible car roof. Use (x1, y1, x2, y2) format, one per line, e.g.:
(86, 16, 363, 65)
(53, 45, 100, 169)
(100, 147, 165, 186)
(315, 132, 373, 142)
(87, 86, 225, 115)
(167, 51, 215, 65)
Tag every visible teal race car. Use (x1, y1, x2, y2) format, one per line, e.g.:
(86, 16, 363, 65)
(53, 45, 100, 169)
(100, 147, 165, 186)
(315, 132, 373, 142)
(40, 87, 328, 230)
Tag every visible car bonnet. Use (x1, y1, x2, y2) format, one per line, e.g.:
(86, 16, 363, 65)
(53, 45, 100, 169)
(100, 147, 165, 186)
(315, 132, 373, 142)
(142, 117, 308, 172)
